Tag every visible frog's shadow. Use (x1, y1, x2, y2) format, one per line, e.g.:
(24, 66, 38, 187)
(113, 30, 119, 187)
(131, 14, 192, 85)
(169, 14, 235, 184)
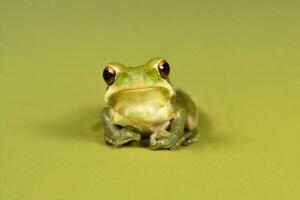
(193, 108, 229, 149)
(38, 106, 227, 149)
(34, 106, 104, 144)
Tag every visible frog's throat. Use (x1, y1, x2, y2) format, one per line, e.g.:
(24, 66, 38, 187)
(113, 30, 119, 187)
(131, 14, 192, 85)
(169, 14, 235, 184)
(107, 86, 175, 131)
(104, 84, 175, 104)
(109, 102, 174, 133)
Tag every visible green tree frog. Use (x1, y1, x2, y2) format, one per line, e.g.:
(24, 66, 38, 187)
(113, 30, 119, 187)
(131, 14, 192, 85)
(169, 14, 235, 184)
(101, 58, 199, 150)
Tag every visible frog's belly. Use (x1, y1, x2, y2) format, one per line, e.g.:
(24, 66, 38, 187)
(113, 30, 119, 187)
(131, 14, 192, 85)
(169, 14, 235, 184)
(109, 103, 174, 134)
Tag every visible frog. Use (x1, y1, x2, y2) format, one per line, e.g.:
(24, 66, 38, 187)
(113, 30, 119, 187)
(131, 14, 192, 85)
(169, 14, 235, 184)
(101, 57, 199, 150)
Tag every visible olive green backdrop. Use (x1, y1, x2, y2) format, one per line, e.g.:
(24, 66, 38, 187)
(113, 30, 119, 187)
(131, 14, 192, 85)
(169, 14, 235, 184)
(1, 0, 299, 199)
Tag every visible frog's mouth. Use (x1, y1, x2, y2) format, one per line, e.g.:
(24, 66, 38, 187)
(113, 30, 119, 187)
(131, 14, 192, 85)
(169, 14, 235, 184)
(107, 86, 174, 105)
(105, 82, 175, 104)
(106, 86, 175, 118)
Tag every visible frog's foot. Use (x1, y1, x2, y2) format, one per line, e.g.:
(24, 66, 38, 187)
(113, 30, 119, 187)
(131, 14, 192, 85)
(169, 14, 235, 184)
(150, 130, 178, 150)
(182, 129, 199, 146)
(105, 128, 141, 147)
(150, 129, 199, 150)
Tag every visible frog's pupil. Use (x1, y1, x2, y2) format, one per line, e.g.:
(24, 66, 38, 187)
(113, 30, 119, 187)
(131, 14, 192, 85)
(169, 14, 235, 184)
(103, 67, 115, 85)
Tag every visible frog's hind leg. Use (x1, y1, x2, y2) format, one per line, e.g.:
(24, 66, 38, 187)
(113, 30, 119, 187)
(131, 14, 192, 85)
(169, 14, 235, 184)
(169, 128, 199, 150)
(181, 111, 200, 146)
(175, 89, 199, 146)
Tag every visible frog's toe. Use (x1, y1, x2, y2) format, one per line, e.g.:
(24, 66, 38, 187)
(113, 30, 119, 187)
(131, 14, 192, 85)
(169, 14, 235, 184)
(182, 131, 199, 146)
(149, 130, 177, 150)
(129, 132, 141, 141)
(105, 136, 119, 147)
(105, 137, 136, 147)
(149, 139, 180, 150)
(150, 138, 171, 150)
(121, 130, 141, 141)
(105, 131, 141, 147)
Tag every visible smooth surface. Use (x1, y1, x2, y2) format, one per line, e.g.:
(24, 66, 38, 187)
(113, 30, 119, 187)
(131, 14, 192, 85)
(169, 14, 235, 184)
(1, 0, 299, 199)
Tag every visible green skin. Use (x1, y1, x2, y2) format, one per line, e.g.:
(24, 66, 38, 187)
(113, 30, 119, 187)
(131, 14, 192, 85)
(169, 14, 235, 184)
(102, 57, 199, 150)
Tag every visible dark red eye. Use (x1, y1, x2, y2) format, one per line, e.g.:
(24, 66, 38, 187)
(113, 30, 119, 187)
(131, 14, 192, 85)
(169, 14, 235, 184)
(103, 66, 116, 85)
(158, 60, 170, 79)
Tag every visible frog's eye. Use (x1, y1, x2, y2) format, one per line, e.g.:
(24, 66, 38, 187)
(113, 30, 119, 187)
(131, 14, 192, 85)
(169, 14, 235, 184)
(103, 66, 116, 85)
(157, 60, 170, 79)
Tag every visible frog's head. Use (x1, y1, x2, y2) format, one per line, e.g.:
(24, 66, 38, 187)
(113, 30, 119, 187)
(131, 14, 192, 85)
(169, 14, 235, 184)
(102, 57, 175, 114)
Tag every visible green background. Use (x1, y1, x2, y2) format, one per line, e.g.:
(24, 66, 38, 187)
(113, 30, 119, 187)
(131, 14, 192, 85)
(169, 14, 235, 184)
(1, 0, 299, 199)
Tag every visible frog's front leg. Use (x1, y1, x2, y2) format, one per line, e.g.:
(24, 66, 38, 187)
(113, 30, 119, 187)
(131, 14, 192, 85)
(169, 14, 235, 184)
(150, 109, 187, 150)
(102, 108, 141, 147)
